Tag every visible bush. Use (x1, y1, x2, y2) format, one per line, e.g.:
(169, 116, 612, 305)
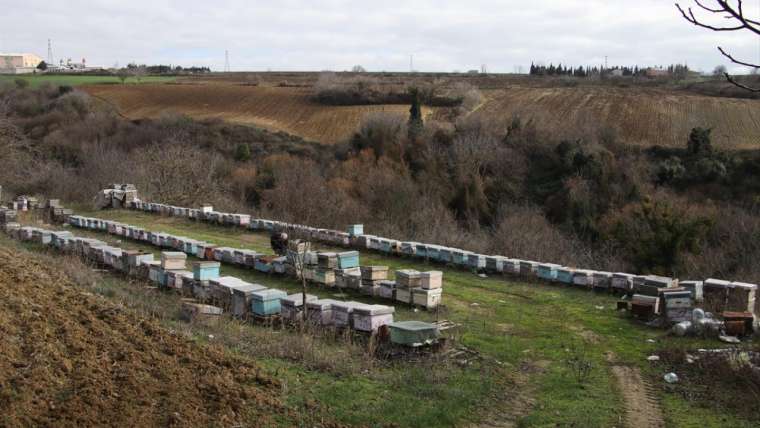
(687, 127, 713, 157)
(14, 78, 29, 89)
(235, 143, 252, 162)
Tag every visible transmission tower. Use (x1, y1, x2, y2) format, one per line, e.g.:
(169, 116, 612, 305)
(47, 39, 54, 65)
(224, 50, 230, 72)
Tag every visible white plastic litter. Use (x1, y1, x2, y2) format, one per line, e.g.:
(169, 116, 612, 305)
(647, 355, 660, 362)
(664, 372, 679, 383)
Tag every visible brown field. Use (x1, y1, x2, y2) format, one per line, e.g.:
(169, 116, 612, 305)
(473, 86, 760, 149)
(83, 77, 760, 148)
(83, 83, 433, 144)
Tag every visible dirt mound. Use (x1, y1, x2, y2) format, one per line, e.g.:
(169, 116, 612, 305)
(0, 246, 287, 427)
(82, 84, 433, 144)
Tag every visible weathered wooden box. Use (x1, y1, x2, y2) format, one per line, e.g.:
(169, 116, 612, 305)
(421, 271, 443, 290)
(412, 287, 442, 309)
(306, 299, 342, 325)
(231, 284, 267, 318)
(361, 266, 389, 281)
(160, 251, 187, 270)
(395, 269, 421, 288)
(333, 301, 367, 328)
(281, 293, 318, 322)
(353, 305, 395, 332)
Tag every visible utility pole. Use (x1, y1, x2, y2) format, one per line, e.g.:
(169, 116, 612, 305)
(410, 54, 413, 73)
(605, 55, 608, 71)
(224, 50, 230, 73)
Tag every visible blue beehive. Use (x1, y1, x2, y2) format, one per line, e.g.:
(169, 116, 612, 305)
(193, 261, 220, 281)
(251, 288, 287, 316)
(439, 248, 453, 264)
(254, 257, 273, 273)
(415, 244, 428, 258)
(537, 264, 559, 281)
(556, 267, 575, 285)
(347, 224, 364, 236)
(427, 245, 442, 261)
(337, 251, 360, 269)
(451, 250, 469, 266)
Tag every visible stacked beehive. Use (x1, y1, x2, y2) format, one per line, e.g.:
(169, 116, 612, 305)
(360, 266, 389, 297)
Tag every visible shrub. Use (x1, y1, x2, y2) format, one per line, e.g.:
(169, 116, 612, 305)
(235, 143, 252, 162)
(604, 197, 715, 275)
(14, 78, 29, 89)
(687, 127, 713, 157)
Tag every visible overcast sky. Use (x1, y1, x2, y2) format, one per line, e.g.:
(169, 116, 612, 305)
(2, 0, 759, 73)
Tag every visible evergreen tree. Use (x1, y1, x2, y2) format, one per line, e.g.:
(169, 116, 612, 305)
(407, 87, 423, 140)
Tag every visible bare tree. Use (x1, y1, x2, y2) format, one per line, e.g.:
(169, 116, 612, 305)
(286, 239, 311, 328)
(676, 1, 760, 91)
(132, 66, 147, 84)
(116, 69, 130, 84)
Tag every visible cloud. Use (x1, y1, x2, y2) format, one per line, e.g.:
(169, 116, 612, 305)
(1, 0, 758, 73)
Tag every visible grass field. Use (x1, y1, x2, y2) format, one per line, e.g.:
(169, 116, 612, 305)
(57, 208, 757, 427)
(81, 83, 434, 144)
(0, 74, 175, 89)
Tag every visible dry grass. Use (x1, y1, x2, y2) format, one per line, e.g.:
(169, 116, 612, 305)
(82, 84, 435, 144)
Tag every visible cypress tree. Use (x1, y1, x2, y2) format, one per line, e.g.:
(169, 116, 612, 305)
(408, 87, 423, 140)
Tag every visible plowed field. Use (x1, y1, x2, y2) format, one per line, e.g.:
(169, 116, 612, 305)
(473, 86, 760, 149)
(83, 84, 430, 144)
(84, 82, 760, 149)
(0, 243, 287, 427)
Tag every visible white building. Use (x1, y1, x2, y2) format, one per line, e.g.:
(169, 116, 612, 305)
(0, 53, 44, 74)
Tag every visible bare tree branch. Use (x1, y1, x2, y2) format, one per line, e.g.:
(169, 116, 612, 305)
(725, 72, 760, 92)
(676, 1, 760, 92)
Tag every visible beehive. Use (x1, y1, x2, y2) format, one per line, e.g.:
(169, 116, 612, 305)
(389, 321, 440, 347)
(231, 284, 267, 318)
(305, 299, 342, 325)
(337, 251, 360, 269)
(332, 301, 367, 328)
(412, 287, 442, 309)
(361, 266, 389, 281)
(251, 289, 288, 316)
(421, 271, 443, 290)
(353, 305, 395, 332)
(281, 293, 318, 322)
(193, 261, 221, 281)
(160, 251, 187, 270)
(395, 269, 422, 288)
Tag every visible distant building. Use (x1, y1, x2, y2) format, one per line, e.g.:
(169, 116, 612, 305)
(610, 69, 624, 77)
(0, 53, 43, 74)
(645, 67, 669, 78)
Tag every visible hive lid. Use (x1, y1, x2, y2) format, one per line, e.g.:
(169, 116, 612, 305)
(251, 289, 288, 300)
(331, 301, 366, 311)
(282, 293, 318, 305)
(353, 304, 395, 316)
(305, 299, 343, 310)
(389, 320, 439, 332)
(232, 283, 267, 294)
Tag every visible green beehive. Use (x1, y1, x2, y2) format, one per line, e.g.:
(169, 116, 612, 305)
(388, 321, 440, 347)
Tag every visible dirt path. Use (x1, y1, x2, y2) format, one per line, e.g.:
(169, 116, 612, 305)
(610, 364, 665, 428)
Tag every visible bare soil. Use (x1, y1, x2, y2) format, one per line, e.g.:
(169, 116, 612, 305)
(0, 245, 290, 427)
(610, 365, 664, 428)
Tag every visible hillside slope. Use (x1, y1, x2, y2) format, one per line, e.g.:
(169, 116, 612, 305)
(474, 86, 760, 149)
(82, 84, 433, 144)
(0, 242, 287, 427)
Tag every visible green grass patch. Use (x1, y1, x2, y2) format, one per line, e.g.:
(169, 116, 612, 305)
(0, 74, 175, 88)
(58, 209, 758, 426)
